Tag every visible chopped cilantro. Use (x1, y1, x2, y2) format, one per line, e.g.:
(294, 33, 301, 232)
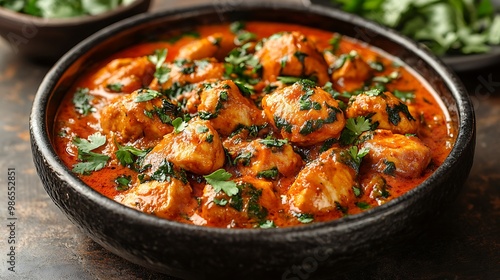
(274, 116, 293, 133)
(72, 87, 94, 116)
(386, 102, 416, 126)
(106, 83, 123, 92)
(148, 48, 170, 84)
(356, 202, 371, 210)
(393, 90, 415, 102)
(214, 198, 228, 206)
(259, 220, 276, 229)
(172, 117, 188, 134)
(256, 167, 279, 180)
(233, 152, 253, 166)
(294, 213, 314, 224)
(383, 159, 396, 176)
(115, 175, 131, 191)
(259, 137, 288, 148)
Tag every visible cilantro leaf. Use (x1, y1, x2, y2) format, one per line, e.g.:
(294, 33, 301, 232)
(115, 175, 131, 191)
(172, 117, 188, 134)
(72, 152, 110, 175)
(115, 144, 148, 166)
(72, 133, 106, 153)
(72, 133, 109, 175)
(340, 117, 372, 145)
(134, 89, 163, 102)
(148, 48, 170, 84)
(204, 169, 239, 197)
(72, 87, 94, 116)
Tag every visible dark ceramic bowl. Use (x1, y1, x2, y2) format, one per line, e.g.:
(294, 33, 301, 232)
(0, 0, 151, 63)
(30, 2, 475, 280)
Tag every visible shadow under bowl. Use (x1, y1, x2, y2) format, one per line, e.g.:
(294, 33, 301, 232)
(0, 0, 151, 63)
(29, 2, 475, 280)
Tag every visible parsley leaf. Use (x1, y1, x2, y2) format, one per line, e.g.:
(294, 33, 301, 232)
(204, 169, 239, 197)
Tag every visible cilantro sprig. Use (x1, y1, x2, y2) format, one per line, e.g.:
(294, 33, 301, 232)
(72, 133, 110, 175)
(340, 116, 372, 145)
(148, 48, 170, 84)
(115, 144, 148, 167)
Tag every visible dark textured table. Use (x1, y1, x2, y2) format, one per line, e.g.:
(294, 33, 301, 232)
(0, 1, 498, 279)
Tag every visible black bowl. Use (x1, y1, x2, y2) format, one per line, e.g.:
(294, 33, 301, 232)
(0, 0, 151, 63)
(30, 2, 475, 280)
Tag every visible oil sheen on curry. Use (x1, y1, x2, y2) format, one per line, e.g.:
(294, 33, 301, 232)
(53, 21, 455, 229)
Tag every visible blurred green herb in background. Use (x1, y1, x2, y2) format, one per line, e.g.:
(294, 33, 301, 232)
(0, 0, 135, 18)
(331, 0, 500, 55)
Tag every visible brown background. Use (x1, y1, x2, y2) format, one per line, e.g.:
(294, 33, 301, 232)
(0, 0, 498, 279)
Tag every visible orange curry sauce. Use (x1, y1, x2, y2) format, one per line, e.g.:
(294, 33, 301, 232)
(53, 22, 455, 228)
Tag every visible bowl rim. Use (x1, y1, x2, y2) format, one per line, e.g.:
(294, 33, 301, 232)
(0, 0, 150, 26)
(30, 1, 474, 238)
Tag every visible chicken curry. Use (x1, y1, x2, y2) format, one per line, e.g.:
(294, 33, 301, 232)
(53, 21, 455, 228)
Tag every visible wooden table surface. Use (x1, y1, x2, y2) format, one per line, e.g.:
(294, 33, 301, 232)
(0, 1, 498, 279)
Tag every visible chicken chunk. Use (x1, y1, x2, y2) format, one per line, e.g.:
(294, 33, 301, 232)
(197, 80, 267, 136)
(331, 51, 373, 92)
(176, 33, 235, 61)
(149, 58, 225, 91)
(90, 57, 155, 93)
(120, 177, 192, 219)
(288, 148, 357, 214)
(262, 79, 345, 146)
(224, 137, 304, 178)
(255, 31, 330, 85)
(360, 129, 431, 178)
(141, 118, 225, 175)
(201, 176, 279, 228)
(345, 90, 418, 135)
(360, 174, 392, 206)
(100, 89, 176, 143)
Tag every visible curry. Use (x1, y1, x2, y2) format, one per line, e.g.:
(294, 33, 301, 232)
(53, 21, 455, 228)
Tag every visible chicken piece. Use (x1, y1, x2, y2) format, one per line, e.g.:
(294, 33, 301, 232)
(120, 177, 192, 219)
(261, 79, 345, 146)
(149, 58, 225, 91)
(224, 137, 304, 178)
(90, 57, 155, 93)
(360, 174, 392, 205)
(197, 80, 267, 136)
(176, 33, 235, 61)
(142, 118, 225, 175)
(201, 176, 279, 228)
(100, 89, 176, 143)
(331, 51, 373, 91)
(288, 148, 357, 214)
(255, 31, 330, 86)
(345, 90, 418, 135)
(360, 129, 431, 178)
